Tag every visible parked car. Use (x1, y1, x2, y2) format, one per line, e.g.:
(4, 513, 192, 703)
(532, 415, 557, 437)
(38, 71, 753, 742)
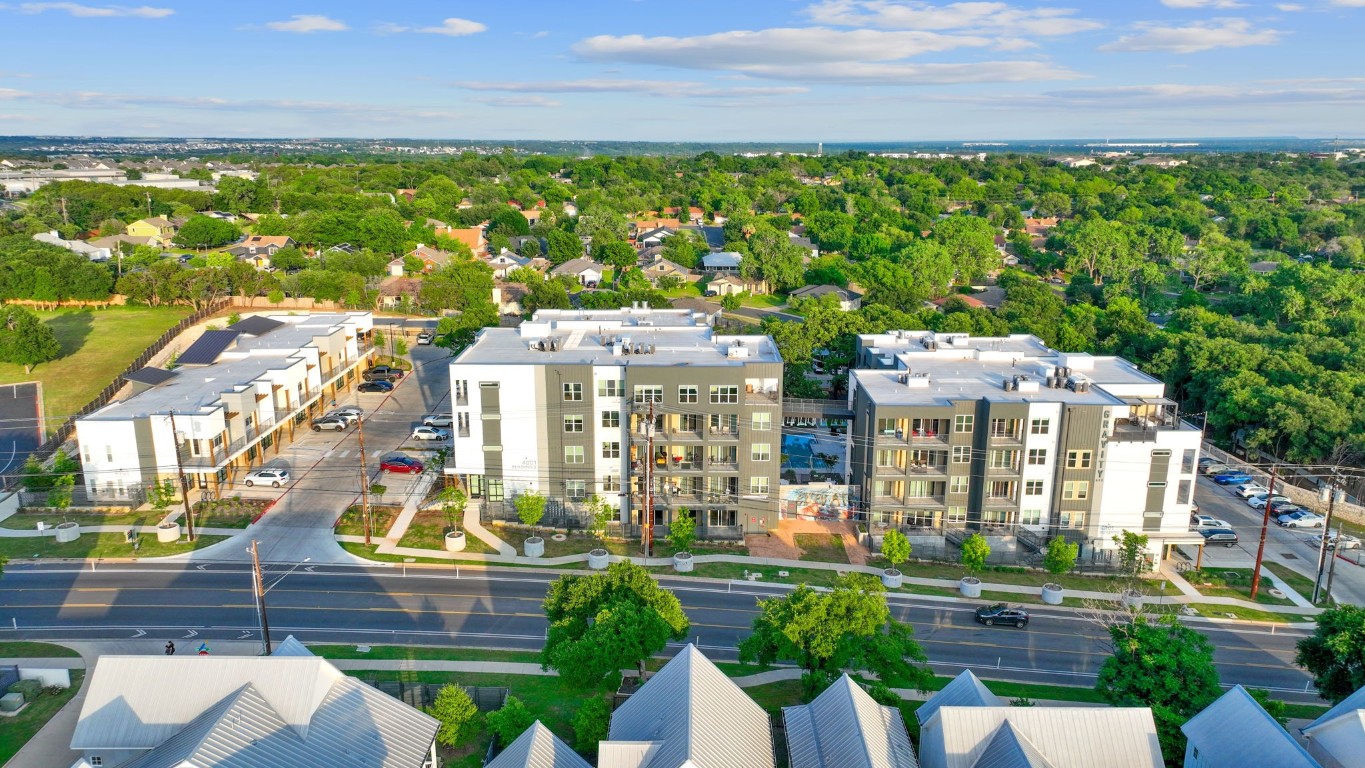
(363, 365, 405, 382)
(1280, 511, 1325, 529)
(1213, 472, 1253, 485)
(358, 380, 394, 394)
(1198, 457, 1221, 467)
(244, 468, 290, 488)
(331, 405, 364, 419)
(326, 410, 360, 426)
(1248, 494, 1290, 510)
(974, 604, 1029, 628)
(416, 332, 434, 345)
(1274, 508, 1310, 526)
(1268, 499, 1301, 514)
(1200, 463, 1231, 475)
(1199, 528, 1239, 548)
(1190, 515, 1232, 530)
(421, 414, 453, 428)
(1234, 483, 1269, 499)
(311, 416, 349, 432)
(411, 426, 450, 441)
(380, 455, 424, 474)
(1321, 533, 1362, 550)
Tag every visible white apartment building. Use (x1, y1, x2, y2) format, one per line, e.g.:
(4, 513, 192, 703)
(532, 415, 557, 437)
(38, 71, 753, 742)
(75, 312, 373, 501)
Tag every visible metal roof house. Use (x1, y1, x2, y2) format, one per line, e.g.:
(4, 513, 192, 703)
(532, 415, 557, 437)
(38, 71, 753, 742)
(917, 706, 1163, 768)
(783, 674, 918, 768)
(69, 637, 438, 768)
(487, 721, 592, 768)
(1182, 685, 1318, 768)
(915, 670, 1001, 726)
(1301, 684, 1365, 768)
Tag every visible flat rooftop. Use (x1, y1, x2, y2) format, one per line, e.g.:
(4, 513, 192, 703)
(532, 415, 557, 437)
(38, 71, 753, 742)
(853, 362, 1127, 407)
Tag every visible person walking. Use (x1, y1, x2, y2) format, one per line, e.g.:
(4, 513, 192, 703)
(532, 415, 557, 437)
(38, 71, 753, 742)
(164, 641, 175, 655)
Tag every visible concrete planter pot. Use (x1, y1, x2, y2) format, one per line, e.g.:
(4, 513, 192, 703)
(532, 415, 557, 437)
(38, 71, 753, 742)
(524, 536, 545, 558)
(959, 576, 982, 598)
(1041, 583, 1064, 605)
(588, 549, 610, 570)
(1121, 589, 1143, 609)
(881, 568, 903, 589)
(53, 521, 80, 543)
(156, 522, 181, 544)
(444, 530, 467, 552)
(673, 552, 694, 573)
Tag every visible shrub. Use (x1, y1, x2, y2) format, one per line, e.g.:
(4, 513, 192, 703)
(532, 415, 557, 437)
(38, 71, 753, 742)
(1043, 536, 1079, 575)
(669, 509, 697, 552)
(571, 696, 611, 757)
(427, 684, 480, 748)
(515, 493, 546, 528)
(487, 695, 535, 747)
(9, 679, 42, 702)
(960, 533, 991, 576)
(881, 529, 911, 569)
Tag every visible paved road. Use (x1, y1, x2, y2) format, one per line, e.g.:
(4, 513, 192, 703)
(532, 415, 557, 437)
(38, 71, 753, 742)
(0, 562, 1321, 702)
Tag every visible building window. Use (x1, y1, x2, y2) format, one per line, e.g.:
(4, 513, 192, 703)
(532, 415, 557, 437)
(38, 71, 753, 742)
(1066, 450, 1093, 469)
(602, 411, 620, 428)
(710, 385, 739, 404)
(708, 508, 737, 527)
(602, 441, 620, 459)
(633, 385, 662, 403)
(1030, 418, 1050, 435)
(989, 450, 1018, 470)
(989, 418, 1019, 438)
(1060, 511, 1085, 529)
(564, 446, 584, 464)
(877, 418, 902, 436)
(1062, 481, 1089, 500)
(1177, 479, 1192, 504)
(1027, 448, 1048, 466)
(106, 445, 113, 461)
(597, 380, 622, 397)
(563, 382, 583, 401)
(678, 385, 699, 404)
(988, 481, 1016, 500)
(749, 476, 769, 495)
(950, 476, 970, 494)
(752, 412, 771, 431)
(603, 475, 621, 493)
(1021, 509, 1042, 525)
(751, 443, 771, 461)
(946, 506, 967, 524)
(564, 415, 584, 433)
(878, 450, 904, 468)
(1025, 480, 1044, 496)
(566, 480, 586, 499)
(954, 414, 974, 433)
(1182, 449, 1197, 474)
(952, 446, 972, 464)
(89, 759, 102, 767)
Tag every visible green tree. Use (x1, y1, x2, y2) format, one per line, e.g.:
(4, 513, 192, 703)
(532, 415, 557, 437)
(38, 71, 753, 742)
(960, 533, 990, 576)
(1296, 605, 1365, 703)
(49, 474, 75, 516)
(1113, 530, 1150, 579)
(173, 215, 240, 248)
(595, 240, 638, 272)
(147, 479, 177, 512)
(1035, 192, 1071, 218)
(585, 494, 613, 542)
(541, 561, 690, 687)
(427, 684, 480, 748)
(1043, 536, 1079, 576)
(487, 695, 535, 747)
(1096, 617, 1221, 763)
(0, 306, 62, 373)
(881, 529, 910, 570)
(546, 228, 584, 265)
(738, 573, 932, 696)
(669, 509, 697, 553)
(933, 214, 1001, 282)
(571, 696, 612, 758)
(515, 492, 546, 528)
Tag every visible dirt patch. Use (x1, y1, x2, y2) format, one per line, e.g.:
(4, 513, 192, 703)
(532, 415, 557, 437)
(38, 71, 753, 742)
(747, 519, 868, 565)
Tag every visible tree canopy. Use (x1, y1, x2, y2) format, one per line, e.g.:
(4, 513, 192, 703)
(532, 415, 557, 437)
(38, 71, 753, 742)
(1296, 605, 1365, 704)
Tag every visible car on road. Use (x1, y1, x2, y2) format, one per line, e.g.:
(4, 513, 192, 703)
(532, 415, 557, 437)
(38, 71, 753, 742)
(1279, 511, 1325, 528)
(380, 455, 424, 474)
(357, 380, 394, 394)
(1320, 533, 1362, 550)
(311, 416, 350, 432)
(1213, 472, 1253, 485)
(974, 603, 1029, 628)
(363, 365, 405, 382)
(416, 332, 434, 345)
(243, 468, 290, 488)
(411, 426, 449, 441)
(1199, 528, 1239, 548)
(421, 414, 453, 428)
(1191, 514, 1232, 530)
(1234, 483, 1269, 499)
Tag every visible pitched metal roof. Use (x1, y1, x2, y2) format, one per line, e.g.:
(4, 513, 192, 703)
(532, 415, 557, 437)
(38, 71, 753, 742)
(1304, 683, 1365, 734)
(783, 674, 918, 768)
(270, 635, 313, 657)
(923, 707, 1162, 768)
(487, 720, 593, 768)
(176, 329, 242, 366)
(125, 367, 177, 386)
(916, 670, 1003, 725)
(972, 721, 1054, 768)
(228, 315, 286, 337)
(604, 644, 774, 768)
(1181, 686, 1318, 767)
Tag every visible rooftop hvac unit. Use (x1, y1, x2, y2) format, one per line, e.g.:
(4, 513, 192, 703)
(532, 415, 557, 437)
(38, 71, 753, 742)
(648, 344, 656, 354)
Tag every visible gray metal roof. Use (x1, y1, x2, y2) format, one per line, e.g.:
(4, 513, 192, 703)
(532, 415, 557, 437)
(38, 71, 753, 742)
(271, 635, 313, 657)
(604, 644, 774, 768)
(1304, 684, 1365, 734)
(916, 670, 1002, 725)
(228, 316, 286, 337)
(972, 721, 1053, 768)
(783, 674, 918, 768)
(923, 707, 1162, 768)
(1182, 686, 1319, 767)
(125, 367, 178, 386)
(487, 721, 592, 768)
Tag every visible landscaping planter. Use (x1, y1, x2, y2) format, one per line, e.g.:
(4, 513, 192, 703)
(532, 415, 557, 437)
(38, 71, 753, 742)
(959, 576, 982, 598)
(53, 521, 80, 543)
(1041, 583, 1064, 605)
(156, 522, 181, 543)
(524, 536, 545, 558)
(444, 530, 466, 552)
(588, 548, 610, 570)
(881, 568, 903, 589)
(673, 552, 694, 573)
(1122, 589, 1143, 609)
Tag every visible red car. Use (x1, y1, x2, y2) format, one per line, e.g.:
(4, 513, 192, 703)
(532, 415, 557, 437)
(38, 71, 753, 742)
(380, 456, 424, 474)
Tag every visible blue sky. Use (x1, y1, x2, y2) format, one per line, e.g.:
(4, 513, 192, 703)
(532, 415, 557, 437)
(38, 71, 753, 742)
(1, 0, 1364, 141)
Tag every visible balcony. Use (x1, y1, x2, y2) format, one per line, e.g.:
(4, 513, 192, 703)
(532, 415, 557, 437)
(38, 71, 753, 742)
(908, 463, 948, 475)
(875, 463, 906, 475)
(708, 426, 739, 439)
(988, 464, 1021, 476)
(871, 494, 904, 506)
(906, 495, 946, 506)
(667, 426, 704, 440)
(707, 458, 738, 472)
(745, 389, 779, 404)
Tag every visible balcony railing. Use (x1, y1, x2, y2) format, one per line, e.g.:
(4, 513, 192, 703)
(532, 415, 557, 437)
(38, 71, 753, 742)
(745, 389, 779, 404)
(708, 426, 739, 439)
(909, 463, 948, 474)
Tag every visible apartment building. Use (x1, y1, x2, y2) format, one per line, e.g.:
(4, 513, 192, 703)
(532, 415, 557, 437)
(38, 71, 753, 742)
(75, 312, 373, 500)
(448, 307, 783, 539)
(850, 331, 1202, 560)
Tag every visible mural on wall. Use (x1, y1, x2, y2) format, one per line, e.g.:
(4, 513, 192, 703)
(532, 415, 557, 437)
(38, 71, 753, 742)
(779, 483, 859, 521)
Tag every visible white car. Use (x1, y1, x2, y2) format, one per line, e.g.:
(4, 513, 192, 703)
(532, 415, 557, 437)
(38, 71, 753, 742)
(421, 414, 453, 428)
(1201, 463, 1231, 475)
(1321, 533, 1362, 550)
(1278, 511, 1325, 528)
(416, 332, 434, 345)
(1234, 483, 1269, 499)
(411, 426, 450, 441)
(244, 468, 290, 488)
(1248, 494, 1290, 510)
(1191, 514, 1232, 530)
(326, 409, 361, 426)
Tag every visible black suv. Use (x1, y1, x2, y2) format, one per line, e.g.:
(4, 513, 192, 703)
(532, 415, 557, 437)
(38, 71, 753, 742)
(974, 603, 1030, 628)
(363, 365, 405, 383)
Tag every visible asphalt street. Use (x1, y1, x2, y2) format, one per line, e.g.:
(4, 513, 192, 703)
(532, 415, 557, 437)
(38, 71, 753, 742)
(0, 561, 1321, 702)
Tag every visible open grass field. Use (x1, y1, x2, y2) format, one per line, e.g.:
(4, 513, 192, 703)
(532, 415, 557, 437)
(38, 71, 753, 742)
(0, 306, 192, 422)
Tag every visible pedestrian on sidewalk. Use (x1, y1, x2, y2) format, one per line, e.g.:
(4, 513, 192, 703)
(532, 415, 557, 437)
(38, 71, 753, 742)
(165, 641, 175, 655)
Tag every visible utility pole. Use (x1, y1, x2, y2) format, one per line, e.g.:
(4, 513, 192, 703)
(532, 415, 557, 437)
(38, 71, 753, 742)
(145, 191, 152, 217)
(251, 540, 272, 655)
(643, 400, 655, 558)
(1325, 523, 1343, 603)
(1313, 479, 1344, 604)
(167, 410, 196, 541)
(1250, 464, 1278, 599)
(357, 416, 371, 545)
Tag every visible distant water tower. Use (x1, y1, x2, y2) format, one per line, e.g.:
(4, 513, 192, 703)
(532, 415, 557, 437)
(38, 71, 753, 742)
(817, 141, 823, 156)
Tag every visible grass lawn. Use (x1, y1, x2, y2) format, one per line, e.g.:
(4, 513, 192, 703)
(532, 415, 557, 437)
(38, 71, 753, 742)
(1186, 567, 1294, 606)
(795, 533, 850, 564)
(335, 505, 403, 538)
(0, 306, 192, 421)
(739, 293, 787, 309)
(1263, 562, 1320, 600)
(491, 527, 742, 560)
(1183, 603, 1312, 623)
(663, 282, 704, 298)
(398, 510, 499, 555)
(0, 670, 84, 765)
(0, 641, 79, 658)
(0, 530, 226, 561)
(311, 644, 541, 664)
(1, 505, 253, 532)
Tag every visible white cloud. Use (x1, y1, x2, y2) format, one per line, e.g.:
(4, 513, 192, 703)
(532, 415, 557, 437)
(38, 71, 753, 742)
(1275, 3, 1304, 9)
(924, 80, 1365, 110)
(265, 15, 348, 33)
(419, 17, 485, 36)
(469, 95, 562, 107)
(1099, 18, 1280, 53)
(12, 2, 171, 17)
(1160, 0, 1244, 8)
(1329, 1, 1365, 6)
(0, 87, 31, 99)
(452, 79, 812, 98)
(804, 0, 1103, 36)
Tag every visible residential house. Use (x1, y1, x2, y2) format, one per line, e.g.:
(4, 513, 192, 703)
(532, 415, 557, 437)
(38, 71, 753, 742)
(682, 224, 726, 250)
(377, 276, 423, 310)
(929, 294, 988, 311)
(661, 205, 706, 225)
(33, 231, 111, 261)
(668, 296, 723, 322)
(550, 257, 604, 286)
(788, 284, 862, 311)
(1024, 217, 1058, 249)
(386, 257, 406, 278)
(635, 225, 676, 248)
(408, 244, 453, 273)
(487, 721, 591, 768)
(562, 201, 579, 217)
(446, 225, 487, 257)
(701, 251, 743, 273)
(788, 231, 819, 261)
(493, 282, 527, 315)
(203, 210, 237, 222)
(227, 235, 297, 269)
(69, 635, 438, 768)
(631, 217, 682, 236)
(89, 234, 158, 253)
(705, 273, 748, 297)
(1132, 156, 1187, 168)
(639, 252, 693, 285)
(783, 674, 917, 768)
(1181, 685, 1318, 768)
(486, 250, 533, 280)
(507, 234, 547, 257)
(521, 208, 544, 227)
(396, 188, 416, 201)
(1251, 260, 1281, 274)
(1301, 684, 1365, 768)
(125, 217, 177, 246)
(426, 218, 455, 237)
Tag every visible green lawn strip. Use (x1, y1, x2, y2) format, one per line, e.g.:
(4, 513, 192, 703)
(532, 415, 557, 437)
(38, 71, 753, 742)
(346, 670, 587, 737)
(739, 293, 787, 309)
(2, 503, 256, 532)
(1185, 567, 1294, 606)
(1262, 562, 1320, 599)
(337, 542, 589, 569)
(310, 644, 541, 664)
(1282, 702, 1330, 720)
(0, 641, 80, 658)
(335, 505, 403, 538)
(0, 670, 85, 764)
(0, 306, 192, 420)
(795, 533, 850, 564)
(1182, 603, 1310, 623)
(0, 531, 226, 560)
(396, 510, 499, 555)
